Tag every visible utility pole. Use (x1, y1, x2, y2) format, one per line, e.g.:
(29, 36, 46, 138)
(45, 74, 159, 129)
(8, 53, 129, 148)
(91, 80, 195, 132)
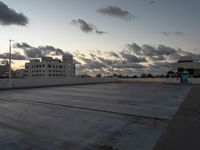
(9, 40, 13, 84)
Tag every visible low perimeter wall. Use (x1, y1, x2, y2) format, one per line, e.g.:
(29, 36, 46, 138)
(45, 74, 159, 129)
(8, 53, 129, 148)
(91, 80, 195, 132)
(120, 78, 200, 84)
(1, 77, 200, 90)
(0, 77, 119, 90)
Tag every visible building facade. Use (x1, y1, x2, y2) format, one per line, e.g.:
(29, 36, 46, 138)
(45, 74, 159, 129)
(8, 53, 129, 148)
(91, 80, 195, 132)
(0, 61, 9, 78)
(25, 55, 75, 79)
(176, 56, 200, 78)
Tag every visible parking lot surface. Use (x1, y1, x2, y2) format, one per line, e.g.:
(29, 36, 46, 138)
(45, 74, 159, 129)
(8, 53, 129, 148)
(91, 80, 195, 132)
(0, 83, 191, 150)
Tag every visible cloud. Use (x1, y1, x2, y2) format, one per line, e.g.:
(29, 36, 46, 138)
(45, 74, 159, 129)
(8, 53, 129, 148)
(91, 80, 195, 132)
(71, 19, 106, 35)
(77, 56, 106, 70)
(0, 42, 65, 60)
(142, 44, 157, 56)
(120, 51, 147, 63)
(71, 19, 93, 33)
(39, 46, 67, 55)
(15, 42, 31, 48)
(73, 42, 200, 76)
(127, 43, 142, 55)
(0, 52, 26, 60)
(107, 51, 120, 58)
(157, 45, 177, 55)
(96, 30, 107, 35)
(152, 63, 168, 69)
(141, 44, 178, 58)
(76, 52, 146, 76)
(15, 43, 43, 58)
(150, 1, 156, 4)
(0, 1, 29, 26)
(84, 62, 105, 70)
(151, 55, 165, 61)
(14, 42, 70, 58)
(25, 48, 43, 58)
(97, 57, 113, 66)
(97, 6, 135, 21)
(3, 42, 199, 76)
(73, 50, 86, 58)
(162, 31, 185, 37)
(113, 63, 145, 69)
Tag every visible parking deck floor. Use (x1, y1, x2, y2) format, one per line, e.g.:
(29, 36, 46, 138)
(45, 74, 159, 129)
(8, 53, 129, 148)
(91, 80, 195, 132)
(0, 83, 191, 150)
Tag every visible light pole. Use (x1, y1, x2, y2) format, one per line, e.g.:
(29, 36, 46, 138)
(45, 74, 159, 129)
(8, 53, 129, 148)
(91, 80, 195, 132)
(68, 64, 71, 78)
(9, 40, 14, 84)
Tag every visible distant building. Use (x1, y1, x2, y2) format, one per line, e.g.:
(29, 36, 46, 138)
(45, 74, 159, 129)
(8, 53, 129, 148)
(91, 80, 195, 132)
(0, 61, 9, 78)
(14, 69, 25, 79)
(176, 56, 200, 77)
(25, 55, 75, 79)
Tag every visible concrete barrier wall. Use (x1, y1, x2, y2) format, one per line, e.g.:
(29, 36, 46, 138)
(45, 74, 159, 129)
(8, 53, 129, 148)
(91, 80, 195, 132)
(0, 77, 119, 90)
(188, 78, 200, 84)
(120, 78, 200, 84)
(1, 77, 200, 90)
(120, 78, 179, 83)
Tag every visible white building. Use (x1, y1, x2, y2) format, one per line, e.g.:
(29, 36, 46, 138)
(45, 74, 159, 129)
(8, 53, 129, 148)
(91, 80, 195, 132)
(174, 56, 200, 78)
(25, 55, 75, 79)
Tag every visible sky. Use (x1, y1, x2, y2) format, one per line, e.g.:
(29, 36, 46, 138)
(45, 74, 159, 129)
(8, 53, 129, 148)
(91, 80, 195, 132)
(0, 0, 200, 76)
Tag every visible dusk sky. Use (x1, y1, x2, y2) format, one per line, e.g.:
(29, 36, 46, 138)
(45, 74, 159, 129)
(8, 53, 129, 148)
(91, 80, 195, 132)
(0, 0, 200, 75)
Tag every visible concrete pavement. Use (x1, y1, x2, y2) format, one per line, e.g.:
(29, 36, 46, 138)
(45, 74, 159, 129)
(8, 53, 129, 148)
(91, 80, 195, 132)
(154, 85, 200, 150)
(0, 83, 191, 150)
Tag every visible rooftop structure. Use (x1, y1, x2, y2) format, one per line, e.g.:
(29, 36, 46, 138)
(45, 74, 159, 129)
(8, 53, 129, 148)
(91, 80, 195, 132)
(25, 55, 75, 79)
(0, 83, 191, 150)
(176, 56, 200, 77)
(177, 56, 193, 63)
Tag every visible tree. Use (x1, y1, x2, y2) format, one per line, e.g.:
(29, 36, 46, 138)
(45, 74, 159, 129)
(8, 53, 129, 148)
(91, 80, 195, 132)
(141, 74, 147, 78)
(147, 73, 153, 78)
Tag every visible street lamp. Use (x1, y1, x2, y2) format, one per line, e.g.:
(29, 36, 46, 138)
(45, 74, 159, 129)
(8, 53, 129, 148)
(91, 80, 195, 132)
(9, 40, 14, 84)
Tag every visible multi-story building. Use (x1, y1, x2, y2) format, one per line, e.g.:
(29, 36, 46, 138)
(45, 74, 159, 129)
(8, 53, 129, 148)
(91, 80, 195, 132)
(0, 61, 9, 78)
(25, 55, 75, 79)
